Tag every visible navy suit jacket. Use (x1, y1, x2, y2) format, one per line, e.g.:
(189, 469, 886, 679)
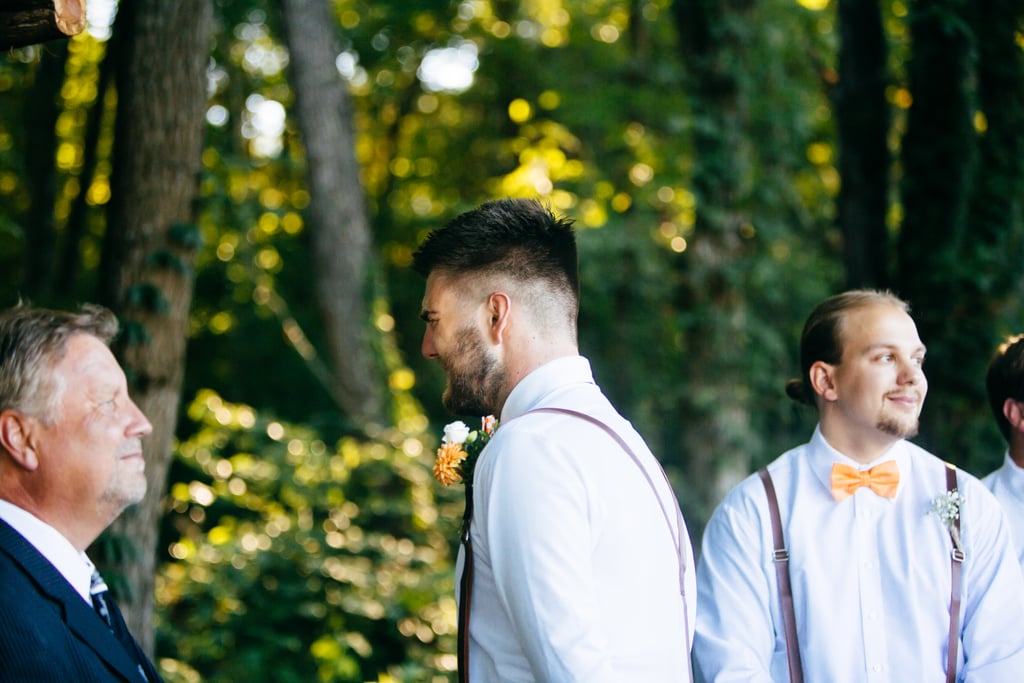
(0, 518, 161, 682)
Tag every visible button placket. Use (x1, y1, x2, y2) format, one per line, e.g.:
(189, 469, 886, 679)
(855, 493, 890, 680)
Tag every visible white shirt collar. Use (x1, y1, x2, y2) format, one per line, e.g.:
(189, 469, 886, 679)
(500, 355, 595, 423)
(0, 499, 95, 603)
(995, 451, 1024, 501)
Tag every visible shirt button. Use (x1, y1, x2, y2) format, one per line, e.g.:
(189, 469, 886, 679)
(872, 664, 882, 673)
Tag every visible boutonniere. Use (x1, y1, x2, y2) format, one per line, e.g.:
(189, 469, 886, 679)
(433, 415, 497, 486)
(929, 490, 965, 553)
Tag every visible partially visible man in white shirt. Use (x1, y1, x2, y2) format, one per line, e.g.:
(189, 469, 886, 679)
(413, 198, 695, 682)
(694, 290, 1024, 682)
(983, 333, 1024, 568)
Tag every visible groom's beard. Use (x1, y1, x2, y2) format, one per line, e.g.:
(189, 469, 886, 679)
(441, 325, 506, 417)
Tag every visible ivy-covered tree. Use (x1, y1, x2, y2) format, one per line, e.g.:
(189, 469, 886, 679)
(95, 0, 214, 655)
(897, 0, 1024, 470)
(835, 0, 890, 289)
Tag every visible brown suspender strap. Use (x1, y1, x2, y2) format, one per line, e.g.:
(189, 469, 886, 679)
(757, 465, 963, 683)
(457, 479, 474, 683)
(456, 407, 695, 683)
(758, 468, 804, 683)
(944, 463, 963, 683)
(528, 407, 694, 683)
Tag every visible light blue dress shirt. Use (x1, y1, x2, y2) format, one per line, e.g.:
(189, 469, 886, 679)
(983, 452, 1024, 569)
(458, 355, 695, 682)
(694, 426, 1024, 683)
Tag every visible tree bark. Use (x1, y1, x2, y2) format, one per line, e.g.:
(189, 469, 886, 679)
(835, 0, 890, 289)
(20, 40, 67, 298)
(937, 0, 1024, 467)
(896, 0, 977, 460)
(0, 0, 85, 49)
(278, 0, 385, 429)
(963, 0, 1024, 299)
(95, 0, 212, 659)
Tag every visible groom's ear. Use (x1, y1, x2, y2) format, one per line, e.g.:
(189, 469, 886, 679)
(485, 291, 512, 343)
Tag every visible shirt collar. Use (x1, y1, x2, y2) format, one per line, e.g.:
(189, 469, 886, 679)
(500, 355, 595, 423)
(0, 499, 94, 603)
(807, 425, 912, 500)
(995, 451, 1024, 501)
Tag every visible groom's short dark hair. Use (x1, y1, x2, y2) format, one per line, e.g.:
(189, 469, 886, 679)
(411, 198, 579, 308)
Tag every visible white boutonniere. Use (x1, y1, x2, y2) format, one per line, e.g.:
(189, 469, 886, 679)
(929, 490, 965, 554)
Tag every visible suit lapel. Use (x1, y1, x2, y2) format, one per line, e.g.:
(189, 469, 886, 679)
(0, 519, 146, 682)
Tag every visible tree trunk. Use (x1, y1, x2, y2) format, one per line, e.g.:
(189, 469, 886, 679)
(0, 0, 85, 49)
(943, 0, 1024, 470)
(835, 0, 890, 289)
(278, 0, 385, 429)
(671, 0, 759, 533)
(94, 0, 212, 659)
(20, 40, 67, 298)
(896, 0, 976, 461)
(963, 0, 1024, 299)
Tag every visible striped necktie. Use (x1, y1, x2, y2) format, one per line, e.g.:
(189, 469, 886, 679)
(90, 571, 152, 683)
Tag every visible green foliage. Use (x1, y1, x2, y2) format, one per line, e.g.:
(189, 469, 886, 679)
(157, 390, 460, 682)
(121, 318, 153, 347)
(169, 222, 205, 250)
(126, 282, 171, 313)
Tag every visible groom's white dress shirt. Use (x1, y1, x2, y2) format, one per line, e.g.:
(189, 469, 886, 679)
(458, 355, 695, 682)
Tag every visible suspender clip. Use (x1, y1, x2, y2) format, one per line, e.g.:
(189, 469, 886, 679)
(773, 548, 789, 562)
(951, 548, 965, 563)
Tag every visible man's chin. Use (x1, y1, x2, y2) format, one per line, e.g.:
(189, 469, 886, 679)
(442, 391, 490, 418)
(878, 417, 919, 440)
(101, 485, 147, 516)
(442, 402, 489, 418)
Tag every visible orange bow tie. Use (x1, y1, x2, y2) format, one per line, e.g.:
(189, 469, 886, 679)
(830, 461, 900, 501)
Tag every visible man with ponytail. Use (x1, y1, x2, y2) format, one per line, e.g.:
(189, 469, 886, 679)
(693, 290, 1024, 682)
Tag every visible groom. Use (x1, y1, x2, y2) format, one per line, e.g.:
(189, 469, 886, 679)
(413, 197, 694, 682)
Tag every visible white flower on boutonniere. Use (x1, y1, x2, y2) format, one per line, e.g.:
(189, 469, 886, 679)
(433, 416, 497, 487)
(929, 490, 965, 554)
(442, 421, 471, 445)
